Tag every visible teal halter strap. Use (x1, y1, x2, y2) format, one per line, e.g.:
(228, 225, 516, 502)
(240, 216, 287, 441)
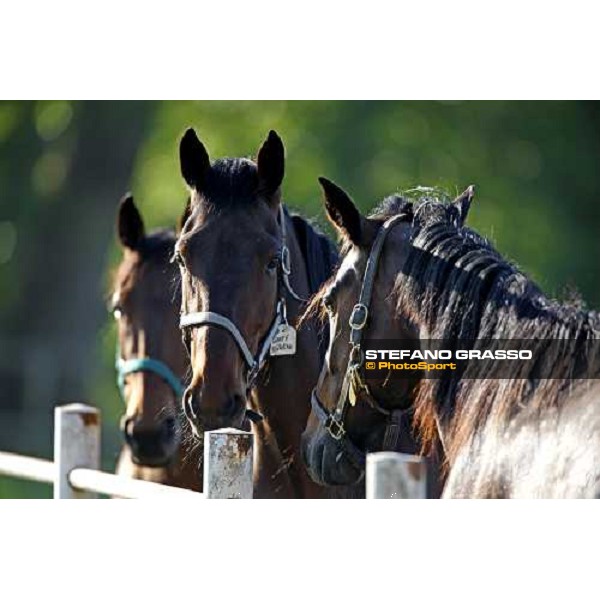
(116, 355, 185, 399)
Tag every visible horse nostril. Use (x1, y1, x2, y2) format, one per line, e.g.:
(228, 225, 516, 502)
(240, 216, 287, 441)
(225, 394, 244, 418)
(124, 418, 178, 467)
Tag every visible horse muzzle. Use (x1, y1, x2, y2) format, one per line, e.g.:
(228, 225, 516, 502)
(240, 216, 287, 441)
(183, 387, 247, 437)
(301, 425, 364, 487)
(122, 415, 181, 467)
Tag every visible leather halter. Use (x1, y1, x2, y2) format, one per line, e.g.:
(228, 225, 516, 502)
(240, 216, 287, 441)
(179, 205, 304, 390)
(116, 354, 185, 400)
(311, 213, 411, 468)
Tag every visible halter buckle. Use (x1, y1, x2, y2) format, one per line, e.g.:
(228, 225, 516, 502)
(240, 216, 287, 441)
(325, 415, 346, 440)
(349, 303, 368, 330)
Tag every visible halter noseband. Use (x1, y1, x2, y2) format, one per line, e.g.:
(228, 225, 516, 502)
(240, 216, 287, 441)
(116, 355, 185, 400)
(311, 213, 411, 468)
(179, 205, 304, 391)
(179, 301, 286, 387)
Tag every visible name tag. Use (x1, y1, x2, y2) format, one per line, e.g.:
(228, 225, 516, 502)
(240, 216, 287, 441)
(270, 324, 297, 356)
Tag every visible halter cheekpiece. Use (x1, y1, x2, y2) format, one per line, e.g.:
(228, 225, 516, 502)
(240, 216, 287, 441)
(311, 212, 411, 468)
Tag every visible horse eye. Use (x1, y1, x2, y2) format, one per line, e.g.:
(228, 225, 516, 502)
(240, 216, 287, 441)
(266, 256, 279, 274)
(323, 295, 334, 312)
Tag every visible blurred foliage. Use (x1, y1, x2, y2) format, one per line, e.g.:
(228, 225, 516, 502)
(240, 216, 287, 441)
(2, 101, 600, 497)
(131, 101, 600, 302)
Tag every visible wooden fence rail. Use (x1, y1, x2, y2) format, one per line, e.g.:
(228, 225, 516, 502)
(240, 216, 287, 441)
(0, 451, 54, 484)
(1, 403, 426, 499)
(0, 403, 253, 499)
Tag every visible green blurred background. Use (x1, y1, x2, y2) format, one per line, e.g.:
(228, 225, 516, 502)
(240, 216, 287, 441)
(1, 101, 599, 497)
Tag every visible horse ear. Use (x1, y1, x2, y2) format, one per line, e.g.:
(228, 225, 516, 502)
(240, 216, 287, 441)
(180, 128, 210, 190)
(177, 197, 192, 234)
(257, 130, 285, 202)
(319, 177, 364, 245)
(452, 185, 475, 226)
(117, 193, 145, 250)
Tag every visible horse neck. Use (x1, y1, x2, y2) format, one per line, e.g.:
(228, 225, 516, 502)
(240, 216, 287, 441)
(249, 211, 328, 498)
(421, 268, 600, 463)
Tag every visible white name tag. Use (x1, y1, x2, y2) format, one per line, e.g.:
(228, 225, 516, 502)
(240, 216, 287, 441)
(270, 324, 297, 356)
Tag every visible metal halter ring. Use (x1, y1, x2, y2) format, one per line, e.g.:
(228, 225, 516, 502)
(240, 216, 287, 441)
(281, 245, 292, 276)
(349, 303, 369, 330)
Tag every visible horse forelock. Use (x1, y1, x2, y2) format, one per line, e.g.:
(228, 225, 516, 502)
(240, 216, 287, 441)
(196, 157, 259, 207)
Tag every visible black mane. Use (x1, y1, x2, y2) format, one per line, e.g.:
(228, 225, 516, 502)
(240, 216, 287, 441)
(370, 194, 413, 220)
(289, 211, 339, 295)
(387, 197, 600, 457)
(289, 210, 339, 364)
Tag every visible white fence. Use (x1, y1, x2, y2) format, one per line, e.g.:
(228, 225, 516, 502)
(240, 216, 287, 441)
(0, 403, 426, 499)
(366, 452, 427, 499)
(0, 403, 253, 499)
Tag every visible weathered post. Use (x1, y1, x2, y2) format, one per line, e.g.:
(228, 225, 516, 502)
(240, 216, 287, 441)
(366, 452, 427, 499)
(54, 403, 101, 499)
(203, 428, 253, 498)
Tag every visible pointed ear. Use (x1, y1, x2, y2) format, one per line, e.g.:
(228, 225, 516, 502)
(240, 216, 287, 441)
(452, 185, 475, 226)
(257, 130, 285, 202)
(179, 128, 210, 190)
(117, 193, 145, 250)
(177, 197, 192, 234)
(319, 177, 364, 245)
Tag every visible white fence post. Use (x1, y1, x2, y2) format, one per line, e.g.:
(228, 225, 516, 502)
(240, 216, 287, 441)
(203, 428, 253, 498)
(366, 452, 427, 499)
(54, 403, 101, 499)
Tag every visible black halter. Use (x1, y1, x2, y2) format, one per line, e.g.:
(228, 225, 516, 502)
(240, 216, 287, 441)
(311, 213, 411, 468)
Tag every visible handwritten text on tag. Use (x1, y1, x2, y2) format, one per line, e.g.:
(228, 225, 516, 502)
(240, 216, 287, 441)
(270, 324, 297, 356)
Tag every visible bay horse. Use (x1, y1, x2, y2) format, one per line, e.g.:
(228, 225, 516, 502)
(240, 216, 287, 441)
(301, 177, 600, 498)
(112, 194, 201, 491)
(174, 129, 369, 497)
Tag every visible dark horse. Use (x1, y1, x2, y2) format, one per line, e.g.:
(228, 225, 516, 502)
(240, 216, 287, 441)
(302, 178, 600, 498)
(112, 194, 201, 491)
(174, 129, 367, 497)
